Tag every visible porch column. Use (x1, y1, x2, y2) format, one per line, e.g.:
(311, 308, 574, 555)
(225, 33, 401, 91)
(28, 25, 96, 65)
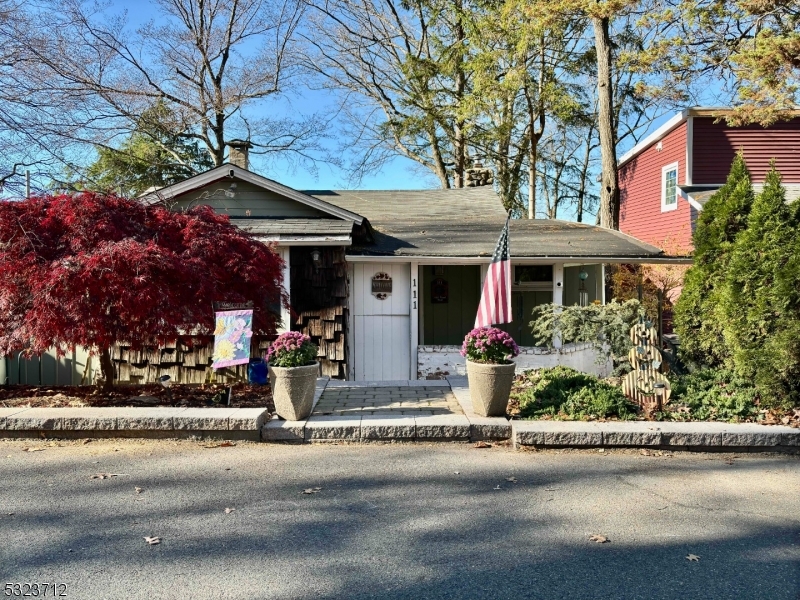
(553, 263, 564, 348)
(599, 264, 606, 304)
(278, 246, 291, 333)
(410, 262, 419, 379)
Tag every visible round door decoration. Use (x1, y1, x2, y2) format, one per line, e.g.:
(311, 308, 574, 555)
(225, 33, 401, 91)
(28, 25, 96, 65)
(371, 272, 392, 300)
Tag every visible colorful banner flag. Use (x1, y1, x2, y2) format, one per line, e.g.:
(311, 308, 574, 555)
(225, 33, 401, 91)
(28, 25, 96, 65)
(212, 309, 253, 368)
(475, 217, 512, 327)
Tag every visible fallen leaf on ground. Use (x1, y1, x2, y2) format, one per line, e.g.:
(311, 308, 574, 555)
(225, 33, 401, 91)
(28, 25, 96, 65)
(135, 487, 144, 494)
(506, 477, 517, 483)
(686, 554, 700, 562)
(589, 535, 609, 544)
(143, 536, 161, 545)
(224, 507, 235, 514)
(22, 447, 44, 452)
(301, 487, 322, 495)
(203, 441, 236, 448)
(90, 473, 125, 480)
(474, 441, 492, 449)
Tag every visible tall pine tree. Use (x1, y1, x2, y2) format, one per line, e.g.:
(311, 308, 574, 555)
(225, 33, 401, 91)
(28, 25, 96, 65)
(723, 165, 800, 407)
(674, 153, 754, 366)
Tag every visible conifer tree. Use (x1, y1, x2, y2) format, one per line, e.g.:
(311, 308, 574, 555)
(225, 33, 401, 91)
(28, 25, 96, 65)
(723, 166, 800, 407)
(674, 153, 754, 366)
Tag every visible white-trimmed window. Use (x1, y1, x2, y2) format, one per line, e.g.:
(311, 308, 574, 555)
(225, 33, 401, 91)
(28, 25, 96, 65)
(661, 162, 679, 212)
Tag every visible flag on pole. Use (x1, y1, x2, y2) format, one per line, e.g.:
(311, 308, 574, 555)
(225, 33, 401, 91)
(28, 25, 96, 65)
(475, 217, 512, 327)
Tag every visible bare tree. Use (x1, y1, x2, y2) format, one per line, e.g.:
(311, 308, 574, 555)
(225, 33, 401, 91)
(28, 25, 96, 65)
(4, 0, 324, 190)
(300, 0, 473, 188)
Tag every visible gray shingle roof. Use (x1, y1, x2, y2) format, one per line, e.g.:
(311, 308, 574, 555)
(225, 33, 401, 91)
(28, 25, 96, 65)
(305, 187, 508, 223)
(353, 219, 668, 259)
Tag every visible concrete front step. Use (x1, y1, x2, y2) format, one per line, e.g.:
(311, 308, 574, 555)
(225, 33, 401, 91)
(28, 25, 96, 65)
(0, 406, 269, 439)
(512, 420, 800, 450)
(263, 413, 511, 442)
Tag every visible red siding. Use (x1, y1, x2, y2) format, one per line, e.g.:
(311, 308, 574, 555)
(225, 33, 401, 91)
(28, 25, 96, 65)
(692, 116, 800, 184)
(619, 122, 693, 250)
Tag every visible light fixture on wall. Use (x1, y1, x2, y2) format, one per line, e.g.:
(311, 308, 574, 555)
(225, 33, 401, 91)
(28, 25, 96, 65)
(578, 269, 589, 307)
(310, 248, 322, 270)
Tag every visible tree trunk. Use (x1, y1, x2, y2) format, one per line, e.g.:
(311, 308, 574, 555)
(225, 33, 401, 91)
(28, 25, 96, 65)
(577, 127, 594, 223)
(452, 0, 467, 188)
(525, 41, 547, 220)
(99, 347, 115, 392)
(593, 16, 620, 230)
(528, 156, 536, 219)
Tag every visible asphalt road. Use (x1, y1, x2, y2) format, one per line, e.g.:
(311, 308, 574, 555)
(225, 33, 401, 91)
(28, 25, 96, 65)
(0, 439, 798, 600)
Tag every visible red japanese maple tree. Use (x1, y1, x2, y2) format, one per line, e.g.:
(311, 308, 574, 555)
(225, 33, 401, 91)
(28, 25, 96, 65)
(0, 192, 285, 389)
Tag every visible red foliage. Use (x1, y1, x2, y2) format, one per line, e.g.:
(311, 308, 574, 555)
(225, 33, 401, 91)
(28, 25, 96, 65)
(0, 193, 284, 357)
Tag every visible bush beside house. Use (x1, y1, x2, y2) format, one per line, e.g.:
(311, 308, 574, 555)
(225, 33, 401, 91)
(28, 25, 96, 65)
(675, 157, 800, 410)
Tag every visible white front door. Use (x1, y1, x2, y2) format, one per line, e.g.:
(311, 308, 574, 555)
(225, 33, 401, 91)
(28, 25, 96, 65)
(351, 262, 411, 381)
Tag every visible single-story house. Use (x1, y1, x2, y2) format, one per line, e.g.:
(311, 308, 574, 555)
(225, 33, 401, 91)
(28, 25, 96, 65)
(135, 147, 682, 382)
(1, 147, 685, 386)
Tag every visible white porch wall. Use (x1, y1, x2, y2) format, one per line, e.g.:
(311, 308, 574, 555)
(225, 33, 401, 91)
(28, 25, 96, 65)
(277, 246, 291, 333)
(417, 344, 612, 379)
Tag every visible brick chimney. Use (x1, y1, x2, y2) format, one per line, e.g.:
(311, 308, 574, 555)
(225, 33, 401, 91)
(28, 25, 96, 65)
(227, 139, 253, 170)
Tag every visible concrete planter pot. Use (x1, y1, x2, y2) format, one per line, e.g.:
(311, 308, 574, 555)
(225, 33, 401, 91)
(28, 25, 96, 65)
(466, 360, 515, 417)
(271, 363, 319, 421)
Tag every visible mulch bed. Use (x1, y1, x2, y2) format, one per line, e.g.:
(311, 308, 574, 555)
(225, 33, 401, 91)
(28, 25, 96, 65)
(0, 383, 274, 411)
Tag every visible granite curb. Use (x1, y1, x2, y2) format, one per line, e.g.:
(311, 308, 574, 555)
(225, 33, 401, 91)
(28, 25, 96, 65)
(512, 420, 800, 450)
(0, 406, 269, 437)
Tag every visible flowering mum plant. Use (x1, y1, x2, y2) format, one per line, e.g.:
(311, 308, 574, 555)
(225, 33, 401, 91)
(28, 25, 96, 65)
(461, 327, 520, 364)
(267, 331, 318, 368)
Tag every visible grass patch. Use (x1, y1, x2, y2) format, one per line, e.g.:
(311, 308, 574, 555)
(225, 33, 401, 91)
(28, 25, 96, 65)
(512, 366, 637, 421)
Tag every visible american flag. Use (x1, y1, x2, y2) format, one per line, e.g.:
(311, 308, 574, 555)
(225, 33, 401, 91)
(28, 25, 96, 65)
(475, 217, 512, 327)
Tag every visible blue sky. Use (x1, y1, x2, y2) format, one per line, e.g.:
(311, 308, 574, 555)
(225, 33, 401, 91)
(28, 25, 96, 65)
(112, 0, 431, 191)
(108, 0, 679, 198)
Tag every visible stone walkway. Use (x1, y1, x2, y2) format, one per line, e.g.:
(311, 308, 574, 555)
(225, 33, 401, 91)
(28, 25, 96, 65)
(263, 377, 510, 443)
(313, 383, 463, 416)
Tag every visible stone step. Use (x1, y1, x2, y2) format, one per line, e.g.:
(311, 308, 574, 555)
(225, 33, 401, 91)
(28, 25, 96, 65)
(262, 413, 511, 443)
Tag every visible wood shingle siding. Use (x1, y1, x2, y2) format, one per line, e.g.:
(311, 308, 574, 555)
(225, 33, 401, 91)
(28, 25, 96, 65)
(110, 336, 276, 385)
(290, 246, 348, 378)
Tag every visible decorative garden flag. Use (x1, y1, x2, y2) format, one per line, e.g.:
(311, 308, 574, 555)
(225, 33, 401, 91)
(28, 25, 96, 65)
(475, 217, 512, 327)
(212, 309, 253, 368)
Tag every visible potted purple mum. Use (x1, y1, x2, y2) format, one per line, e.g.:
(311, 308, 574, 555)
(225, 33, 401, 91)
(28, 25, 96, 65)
(461, 327, 519, 417)
(267, 331, 319, 420)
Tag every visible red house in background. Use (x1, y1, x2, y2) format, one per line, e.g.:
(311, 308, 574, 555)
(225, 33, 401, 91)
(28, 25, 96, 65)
(618, 107, 800, 251)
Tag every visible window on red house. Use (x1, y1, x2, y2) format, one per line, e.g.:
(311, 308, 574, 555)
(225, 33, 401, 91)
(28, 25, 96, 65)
(661, 162, 679, 212)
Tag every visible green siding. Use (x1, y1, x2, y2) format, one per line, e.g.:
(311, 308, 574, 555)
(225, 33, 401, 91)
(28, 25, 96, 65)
(171, 181, 329, 218)
(498, 290, 553, 346)
(421, 265, 481, 345)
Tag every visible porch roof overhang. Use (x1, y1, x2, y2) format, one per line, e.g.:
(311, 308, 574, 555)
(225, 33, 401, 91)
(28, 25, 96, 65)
(343, 219, 691, 263)
(679, 183, 800, 211)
